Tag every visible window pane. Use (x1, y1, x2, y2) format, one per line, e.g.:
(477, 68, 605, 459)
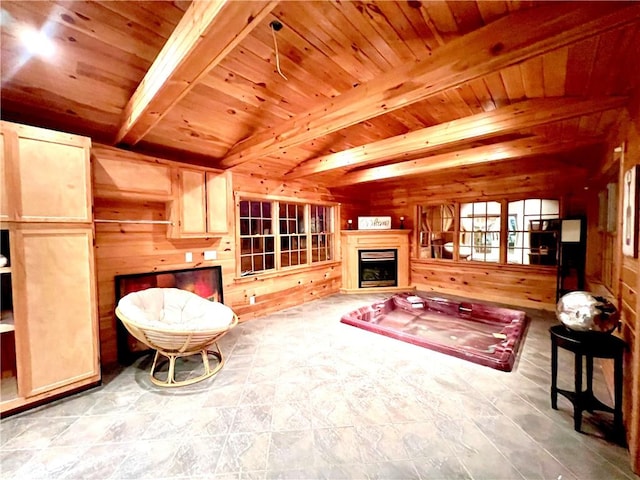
(460, 201, 500, 263)
(265, 236, 275, 253)
(508, 198, 559, 265)
(241, 238, 251, 255)
(241, 256, 252, 273)
(265, 254, 275, 270)
(240, 219, 250, 236)
(419, 203, 455, 259)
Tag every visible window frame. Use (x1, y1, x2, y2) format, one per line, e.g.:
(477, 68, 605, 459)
(236, 194, 337, 278)
(417, 197, 561, 268)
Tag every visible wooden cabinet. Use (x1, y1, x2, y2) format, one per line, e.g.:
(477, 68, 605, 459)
(11, 225, 99, 398)
(168, 167, 231, 238)
(92, 145, 172, 201)
(0, 121, 100, 416)
(0, 121, 92, 223)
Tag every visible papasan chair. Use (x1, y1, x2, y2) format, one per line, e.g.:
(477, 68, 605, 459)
(115, 288, 238, 387)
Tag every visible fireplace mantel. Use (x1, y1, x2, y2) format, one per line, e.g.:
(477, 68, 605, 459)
(340, 229, 412, 293)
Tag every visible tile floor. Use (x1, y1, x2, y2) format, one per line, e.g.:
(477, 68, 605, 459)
(0, 292, 636, 479)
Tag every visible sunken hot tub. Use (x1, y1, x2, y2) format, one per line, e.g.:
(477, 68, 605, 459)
(340, 292, 527, 372)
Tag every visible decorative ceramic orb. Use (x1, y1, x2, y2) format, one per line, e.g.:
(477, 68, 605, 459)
(556, 291, 619, 333)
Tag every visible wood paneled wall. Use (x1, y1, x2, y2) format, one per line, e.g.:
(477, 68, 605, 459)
(584, 93, 639, 471)
(344, 156, 591, 310)
(616, 98, 640, 471)
(92, 146, 343, 365)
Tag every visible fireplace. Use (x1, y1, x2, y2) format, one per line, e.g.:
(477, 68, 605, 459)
(341, 229, 411, 293)
(359, 249, 398, 288)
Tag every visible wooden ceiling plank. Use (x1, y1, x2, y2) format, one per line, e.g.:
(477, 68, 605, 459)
(612, 27, 640, 95)
(468, 78, 497, 112)
(219, 2, 639, 169)
(445, 0, 485, 35)
(326, 2, 398, 72)
(239, 34, 341, 100)
(421, 2, 460, 42)
(275, 3, 372, 84)
(500, 64, 526, 102)
(476, 1, 509, 25)
(453, 84, 485, 115)
(285, 96, 627, 179)
(591, 26, 637, 96)
(372, 1, 433, 60)
(332, 136, 599, 186)
(542, 47, 569, 97)
(520, 56, 545, 98)
(396, 1, 443, 54)
(482, 71, 510, 108)
(336, 2, 405, 69)
(115, 0, 278, 145)
(564, 36, 599, 97)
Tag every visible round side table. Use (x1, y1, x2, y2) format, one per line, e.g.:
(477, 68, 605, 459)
(549, 324, 625, 437)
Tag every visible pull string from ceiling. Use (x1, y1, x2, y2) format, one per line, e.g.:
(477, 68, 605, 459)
(270, 20, 288, 81)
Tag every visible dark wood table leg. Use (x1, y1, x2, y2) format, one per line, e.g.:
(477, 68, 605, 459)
(574, 352, 583, 432)
(614, 350, 624, 435)
(551, 335, 558, 409)
(586, 355, 594, 412)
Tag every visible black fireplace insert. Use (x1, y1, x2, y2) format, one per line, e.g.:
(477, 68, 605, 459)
(358, 249, 398, 288)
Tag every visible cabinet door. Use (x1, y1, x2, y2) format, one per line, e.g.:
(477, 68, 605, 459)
(2, 122, 92, 223)
(168, 167, 231, 238)
(92, 149, 172, 201)
(178, 168, 207, 236)
(206, 171, 231, 233)
(12, 226, 99, 397)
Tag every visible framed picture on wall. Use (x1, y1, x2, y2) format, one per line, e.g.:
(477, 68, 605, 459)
(622, 165, 639, 258)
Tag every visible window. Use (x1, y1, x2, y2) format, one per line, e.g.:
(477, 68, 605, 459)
(279, 202, 306, 267)
(310, 204, 333, 262)
(417, 198, 560, 267)
(508, 199, 559, 265)
(239, 200, 274, 276)
(419, 203, 455, 259)
(238, 198, 335, 276)
(460, 201, 501, 263)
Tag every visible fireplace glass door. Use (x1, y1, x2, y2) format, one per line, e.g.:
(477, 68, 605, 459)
(358, 249, 398, 288)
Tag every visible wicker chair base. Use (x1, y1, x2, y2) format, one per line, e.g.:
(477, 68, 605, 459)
(150, 342, 224, 387)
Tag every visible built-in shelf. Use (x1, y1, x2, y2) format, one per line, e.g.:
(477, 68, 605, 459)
(0, 267, 10, 274)
(0, 310, 15, 333)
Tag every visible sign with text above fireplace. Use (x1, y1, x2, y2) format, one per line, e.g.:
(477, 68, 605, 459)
(358, 216, 391, 230)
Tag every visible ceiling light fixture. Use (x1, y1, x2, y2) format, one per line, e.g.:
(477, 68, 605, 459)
(18, 25, 55, 58)
(269, 20, 288, 81)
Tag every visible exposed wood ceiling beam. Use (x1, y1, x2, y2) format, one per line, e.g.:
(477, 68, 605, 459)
(115, 0, 278, 145)
(218, 2, 639, 169)
(331, 136, 601, 186)
(285, 96, 626, 179)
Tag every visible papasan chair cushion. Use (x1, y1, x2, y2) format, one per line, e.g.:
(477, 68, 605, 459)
(116, 288, 238, 387)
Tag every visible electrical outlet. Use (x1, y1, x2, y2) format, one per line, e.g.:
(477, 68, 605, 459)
(185, 251, 193, 262)
(204, 250, 217, 261)
(249, 295, 256, 305)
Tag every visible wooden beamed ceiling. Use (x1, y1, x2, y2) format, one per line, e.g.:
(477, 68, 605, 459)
(1, 1, 639, 187)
